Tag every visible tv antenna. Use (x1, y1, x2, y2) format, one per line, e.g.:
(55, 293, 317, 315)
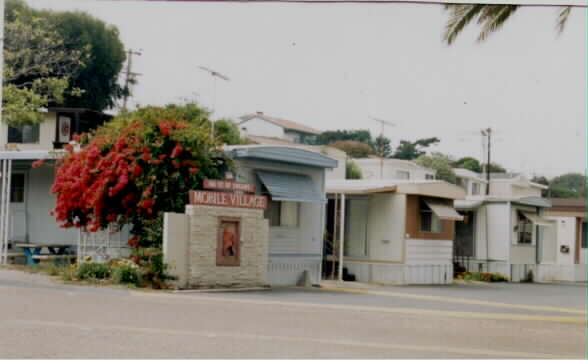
(198, 65, 230, 139)
(370, 115, 395, 179)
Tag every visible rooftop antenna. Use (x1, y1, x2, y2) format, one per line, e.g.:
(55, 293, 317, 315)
(370, 116, 395, 179)
(198, 65, 230, 139)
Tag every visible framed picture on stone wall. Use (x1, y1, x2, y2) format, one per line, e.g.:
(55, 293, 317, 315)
(217, 217, 241, 266)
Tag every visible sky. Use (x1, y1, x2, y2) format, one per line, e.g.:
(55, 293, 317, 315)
(25, 0, 587, 178)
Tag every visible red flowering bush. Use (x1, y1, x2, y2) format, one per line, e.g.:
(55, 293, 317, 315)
(51, 105, 231, 286)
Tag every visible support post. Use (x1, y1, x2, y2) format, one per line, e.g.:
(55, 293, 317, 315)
(0, 160, 5, 265)
(338, 193, 346, 282)
(4, 160, 11, 265)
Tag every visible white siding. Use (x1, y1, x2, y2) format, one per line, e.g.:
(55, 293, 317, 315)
(366, 193, 405, 262)
(548, 216, 577, 266)
(355, 159, 433, 181)
(474, 206, 488, 260)
(405, 240, 452, 265)
(26, 166, 78, 246)
(510, 204, 538, 264)
(239, 118, 285, 139)
(0, 112, 56, 151)
(234, 158, 326, 286)
(486, 203, 510, 261)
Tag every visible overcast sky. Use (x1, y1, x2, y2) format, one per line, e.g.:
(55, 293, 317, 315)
(25, 0, 586, 178)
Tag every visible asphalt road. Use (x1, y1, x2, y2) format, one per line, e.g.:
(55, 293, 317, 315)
(0, 269, 585, 358)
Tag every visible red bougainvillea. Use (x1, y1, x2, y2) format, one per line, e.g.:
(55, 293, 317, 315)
(51, 106, 230, 238)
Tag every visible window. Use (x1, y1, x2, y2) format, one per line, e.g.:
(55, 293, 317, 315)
(517, 211, 533, 244)
(425, 174, 435, 180)
(7, 124, 40, 144)
(266, 200, 299, 227)
(396, 170, 410, 180)
(10, 174, 25, 203)
(582, 221, 587, 249)
(472, 182, 480, 195)
(420, 200, 442, 233)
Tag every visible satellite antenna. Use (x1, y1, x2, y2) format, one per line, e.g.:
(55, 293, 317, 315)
(198, 65, 230, 139)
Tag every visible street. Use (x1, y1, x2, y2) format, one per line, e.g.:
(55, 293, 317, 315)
(0, 269, 585, 358)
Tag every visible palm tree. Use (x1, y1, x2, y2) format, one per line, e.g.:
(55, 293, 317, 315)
(444, 4, 573, 45)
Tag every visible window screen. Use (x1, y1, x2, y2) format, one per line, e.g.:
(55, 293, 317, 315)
(8, 124, 40, 144)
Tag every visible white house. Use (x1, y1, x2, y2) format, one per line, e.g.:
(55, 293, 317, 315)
(354, 158, 436, 181)
(0, 108, 119, 265)
(453, 170, 557, 282)
(239, 112, 321, 144)
(325, 179, 465, 285)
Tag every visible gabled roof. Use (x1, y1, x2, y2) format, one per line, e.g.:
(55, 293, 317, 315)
(240, 112, 321, 135)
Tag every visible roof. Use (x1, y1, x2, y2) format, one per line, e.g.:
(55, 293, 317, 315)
(489, 173, 518, 179)
(326, 179, 466, 200)
(354, 158, 435, 173)
(47, 107, 114, 119)
(240, 112, 321, 135)
(454, 168, 488, 183)
(548, 198, 586, 211)
(0, 150, 65, 160)
(243, 137, 347, 159)
(225, 145, 338, 169)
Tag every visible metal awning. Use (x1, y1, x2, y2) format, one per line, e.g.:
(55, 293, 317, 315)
(424, 199, 464, 221)
(454, 200, 484, 210)
(257, 171, 324, 203)
(522, 213, 555, 227)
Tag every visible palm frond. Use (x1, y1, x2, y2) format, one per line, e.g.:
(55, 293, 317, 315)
(443, 4, 485, 45)
(557, 6, 572, 34)
(477, 5, 519, 42)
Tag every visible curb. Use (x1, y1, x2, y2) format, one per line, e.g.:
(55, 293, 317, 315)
(172, 286, 271, 294)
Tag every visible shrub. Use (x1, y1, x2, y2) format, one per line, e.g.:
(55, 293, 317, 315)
(112, 264, 142, 286)
(462, 271, 509, 283)
(76, 262, 111, 280)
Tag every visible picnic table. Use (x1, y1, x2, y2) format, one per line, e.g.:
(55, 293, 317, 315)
(14, 243, 75, 265)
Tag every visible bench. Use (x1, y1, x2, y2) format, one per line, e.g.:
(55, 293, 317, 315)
(32, 254, 76, 265)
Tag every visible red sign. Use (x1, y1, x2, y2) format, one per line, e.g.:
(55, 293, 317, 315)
(190, 190, 267, 209)
(203, 179, 255, 193)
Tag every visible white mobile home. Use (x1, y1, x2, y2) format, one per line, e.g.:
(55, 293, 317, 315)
(226, 145, 338, 286)
(453, 170, 557, 282)
(325, 179, 465, 284)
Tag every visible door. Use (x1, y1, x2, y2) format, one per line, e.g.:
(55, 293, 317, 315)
(344, 198, 368, 257)
(9, 173, 27, 243)
(454, 211, 475, 257)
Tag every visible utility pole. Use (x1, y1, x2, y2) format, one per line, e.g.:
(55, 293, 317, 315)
(122, 49, 142, 111)
(198, 66, 230, 140)
(481, 128, 492, 195)
(370, 116, 395, 179)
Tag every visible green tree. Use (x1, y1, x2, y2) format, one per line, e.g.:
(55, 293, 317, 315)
(46, 10, 126, 111)
(548, 173, 586, 198)
(5, 0, 126, 113)
(453, 156, 482, 173)
(3, 7, 87, 126)
(392, 137, 440, 160)
(416, 153, 457, 184)
(374, 135, 392, 158)
(346, 160, 363, 179)
(315, 129, 373, 147)
(487, 163, 507, 173)
(214, 119, 243, 145)
(444, 4, 572, 45)
(328, 140, 375, 159)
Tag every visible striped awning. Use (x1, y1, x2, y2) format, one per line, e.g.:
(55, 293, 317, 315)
(424, 199, 464, 221)
(257, 171, 324, 203)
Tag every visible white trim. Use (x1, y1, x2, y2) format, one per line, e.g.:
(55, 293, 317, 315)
(0, 150, 64, 160)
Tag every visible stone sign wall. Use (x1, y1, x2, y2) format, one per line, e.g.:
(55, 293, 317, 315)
(164, 204, 269, 289)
